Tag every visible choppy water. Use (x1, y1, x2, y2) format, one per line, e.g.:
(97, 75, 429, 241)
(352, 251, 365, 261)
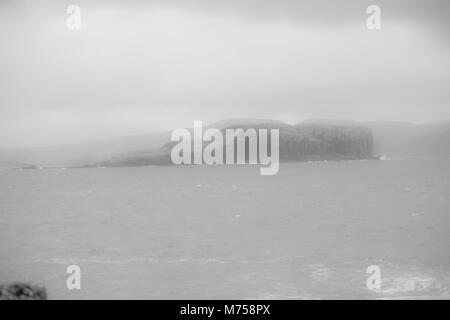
(1, 158, 450, 299)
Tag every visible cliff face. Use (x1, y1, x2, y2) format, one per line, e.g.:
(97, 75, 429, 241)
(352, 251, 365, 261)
(284, 124, 374, 161)
(99, 121, 374, 167)
(304, 119, 450, 157)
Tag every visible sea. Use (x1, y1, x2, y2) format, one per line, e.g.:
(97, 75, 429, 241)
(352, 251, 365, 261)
(1, 157, 449, 299)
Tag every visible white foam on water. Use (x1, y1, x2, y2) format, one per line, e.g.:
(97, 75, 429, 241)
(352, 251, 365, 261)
(375, 275, 445, 298)
(310, 264, 331, 282)
(254, 292, 321, 300)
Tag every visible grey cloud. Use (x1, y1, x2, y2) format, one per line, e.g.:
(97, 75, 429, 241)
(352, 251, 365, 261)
(0, 0, 449, 148)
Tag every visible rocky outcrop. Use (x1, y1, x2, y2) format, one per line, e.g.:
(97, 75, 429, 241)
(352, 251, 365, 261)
(97, 120, 374, 166)
(0, 283, 47, 300)
(284, 124, 374, 161)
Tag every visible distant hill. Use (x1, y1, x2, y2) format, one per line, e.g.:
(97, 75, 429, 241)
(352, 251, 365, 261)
(2, 118, 449, 168)
(0, 132, 169, 168)
(97, 120, 375, 167)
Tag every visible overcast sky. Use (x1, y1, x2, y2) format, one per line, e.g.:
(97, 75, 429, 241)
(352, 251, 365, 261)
(0, 0, 449, 148)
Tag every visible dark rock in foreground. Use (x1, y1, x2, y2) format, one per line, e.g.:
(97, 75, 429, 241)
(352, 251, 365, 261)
(0, 283, 47, 300)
